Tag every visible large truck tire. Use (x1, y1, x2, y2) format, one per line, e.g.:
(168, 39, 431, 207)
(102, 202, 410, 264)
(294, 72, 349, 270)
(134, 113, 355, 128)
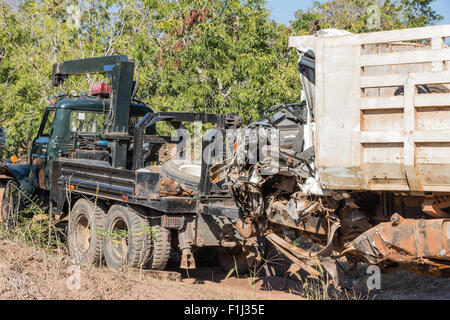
(68, 198, 107, 266)
(103, 205, 171, 270)
(147, 220, 171, 270)
(1, 180, 25, 229)
(160, 160, 201, 190)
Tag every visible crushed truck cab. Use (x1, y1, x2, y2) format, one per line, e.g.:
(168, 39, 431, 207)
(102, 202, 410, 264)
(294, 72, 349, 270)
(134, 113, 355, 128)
(220, 25, 450, 284)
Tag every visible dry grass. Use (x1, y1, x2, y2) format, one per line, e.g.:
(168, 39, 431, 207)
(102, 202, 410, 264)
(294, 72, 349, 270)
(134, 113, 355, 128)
(375, 270, 450, 300)
(0, 216, 296, 300)
(0, 238, 296, 300)
(336, 259, 450, 300)
(0, 194, 447, 300)
(0, 191, 300, 300)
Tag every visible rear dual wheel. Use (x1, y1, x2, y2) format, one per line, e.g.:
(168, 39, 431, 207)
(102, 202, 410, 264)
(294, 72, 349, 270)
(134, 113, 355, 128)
(67, 198, 107, 266)
(67, 200, 171, 270)
(102, 205, 171, 270)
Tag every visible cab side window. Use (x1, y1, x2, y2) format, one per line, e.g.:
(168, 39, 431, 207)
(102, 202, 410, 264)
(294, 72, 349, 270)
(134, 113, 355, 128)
(70, 112, 106, 133)
(41, 110, 56, 137)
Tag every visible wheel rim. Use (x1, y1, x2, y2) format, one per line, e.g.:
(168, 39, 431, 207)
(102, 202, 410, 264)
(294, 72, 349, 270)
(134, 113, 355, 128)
(73, 214, 91, 255)
(110, 217, 129, 262)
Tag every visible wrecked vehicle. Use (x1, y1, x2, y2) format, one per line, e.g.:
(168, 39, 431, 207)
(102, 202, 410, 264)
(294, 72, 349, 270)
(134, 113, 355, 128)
(1, 25, 449, 287)
(213, 25, 450, 284)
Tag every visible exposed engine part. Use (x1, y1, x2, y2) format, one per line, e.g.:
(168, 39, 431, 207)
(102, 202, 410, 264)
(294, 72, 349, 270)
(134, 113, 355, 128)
(158, 177, 194, 197)
(235, 217, 259, 239)
(220, 223, 239, 248)
(221, 99, 450, 285)
(338, 207, 372, 243)
(223, 104, 346, 283)
(267, 197, 329, 237)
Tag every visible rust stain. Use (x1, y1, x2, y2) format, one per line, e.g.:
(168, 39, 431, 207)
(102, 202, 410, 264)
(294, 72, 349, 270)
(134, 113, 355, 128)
(235, 217, 258, 239)
(345, 213, 450, 277)
(158, 178, 194, 197)
(422, 196, 450, 218)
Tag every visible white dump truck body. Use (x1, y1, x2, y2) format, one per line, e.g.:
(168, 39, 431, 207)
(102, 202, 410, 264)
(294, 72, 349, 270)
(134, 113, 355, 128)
(289, 25, 450, 193)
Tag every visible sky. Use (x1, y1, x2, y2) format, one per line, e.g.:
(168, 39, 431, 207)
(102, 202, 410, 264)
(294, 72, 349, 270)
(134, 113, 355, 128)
(266, 0, 450, 25)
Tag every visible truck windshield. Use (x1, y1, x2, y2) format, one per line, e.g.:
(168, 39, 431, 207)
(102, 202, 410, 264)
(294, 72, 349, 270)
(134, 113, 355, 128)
(70, 111, 106, 133)
(41, 110, 55, 137)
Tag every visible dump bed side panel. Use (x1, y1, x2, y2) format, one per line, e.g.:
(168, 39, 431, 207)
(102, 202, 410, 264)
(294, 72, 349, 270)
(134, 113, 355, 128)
(291, 25, 450, 192)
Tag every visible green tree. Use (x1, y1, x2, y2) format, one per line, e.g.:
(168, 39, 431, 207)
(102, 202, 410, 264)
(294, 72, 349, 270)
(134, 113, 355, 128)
(0, 0, 152, 154)
(135, 0, 300, 123)
(291, 0, 443, 35)
(401, 0, 443, 28)
(0, 0, 301, 155)
(1, 0, 444, 156)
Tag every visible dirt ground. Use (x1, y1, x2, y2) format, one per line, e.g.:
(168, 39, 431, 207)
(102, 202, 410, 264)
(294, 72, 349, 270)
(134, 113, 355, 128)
(340, 264, 450, 300)
(0, 240, 302, 300)
(0, 238, 448, 300)
(370, 271, 450, 300)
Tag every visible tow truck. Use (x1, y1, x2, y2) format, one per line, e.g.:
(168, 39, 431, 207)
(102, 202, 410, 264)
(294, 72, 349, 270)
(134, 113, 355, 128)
(0, 55, 260, 272)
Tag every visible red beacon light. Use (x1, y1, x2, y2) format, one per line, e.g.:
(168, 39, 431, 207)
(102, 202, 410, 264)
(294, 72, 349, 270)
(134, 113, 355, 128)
(89, 82, 111, 98)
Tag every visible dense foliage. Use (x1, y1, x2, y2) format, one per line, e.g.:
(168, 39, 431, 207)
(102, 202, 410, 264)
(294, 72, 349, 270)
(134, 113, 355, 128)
(0, 0, 444, 154)
(291, 0, 443, 35)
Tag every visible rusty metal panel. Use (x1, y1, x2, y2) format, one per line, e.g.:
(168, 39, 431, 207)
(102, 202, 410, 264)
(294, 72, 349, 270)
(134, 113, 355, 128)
(289, 25, 450, 192)
(345, 214, 450, 276)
